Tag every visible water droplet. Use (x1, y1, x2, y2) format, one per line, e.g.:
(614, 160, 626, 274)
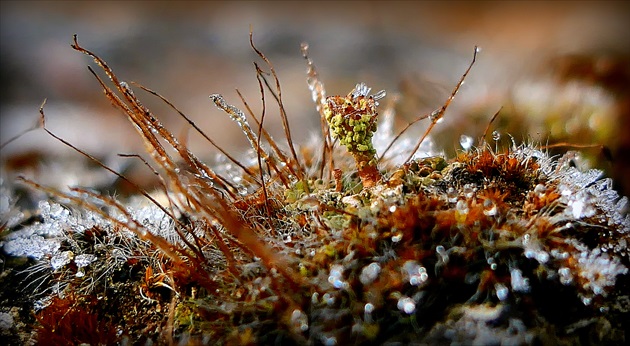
(403, 260, 429, 286)
(446, 187, 458, 203)
(323, 293, 335, 306)
(495, 283, 509, 301)
(536, 251, 550, 263)
(436, 245, 449, 264)
(291, 309, 309, 332)
(491, 131, 501, 141)
(391, 233, 403, 243)
(475, 46, 482, 53)
(359, 262, 381, 285)
(456, 200, 469, 214)
(429, 109, 443, 123)
(459, 135, 474, 151)
(463, 184, 475, 199)
(323, 336, 337, 346)
(397, 297, 416, 314)
(328, 264, 346, 289)
(364, 303, 375, 314)
(288, 175, 298, 184)
(483, 199, 498, 216)
(558, 267, 573, 285)
(510, 268, 530, 292)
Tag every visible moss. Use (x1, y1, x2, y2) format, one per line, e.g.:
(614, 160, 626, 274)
(3, 34, 629, 346)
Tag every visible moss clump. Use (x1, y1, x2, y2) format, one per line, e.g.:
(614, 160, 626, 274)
(2, 34, 628, 345)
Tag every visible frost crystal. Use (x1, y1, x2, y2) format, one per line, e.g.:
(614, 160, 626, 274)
(74, 254, 97, 268)
(459, 135, 474, 151)
(359, 262, 381, 285)
(510, 268, 530, 293)
(50, 250, 74, 270)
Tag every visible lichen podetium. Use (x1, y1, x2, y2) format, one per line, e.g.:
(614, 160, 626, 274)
(323, 83, 385, 188)
(1, 33, 628, 345)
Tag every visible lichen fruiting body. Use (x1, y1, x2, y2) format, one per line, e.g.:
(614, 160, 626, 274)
(323, 83, 385, 188)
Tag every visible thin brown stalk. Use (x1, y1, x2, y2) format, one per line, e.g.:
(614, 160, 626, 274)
(249, 29, 304, 182)
(480, 107, 503, 146)
(132, 82, 258, 193)
(404, 46, 478, 163)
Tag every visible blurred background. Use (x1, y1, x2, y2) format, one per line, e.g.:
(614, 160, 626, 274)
(1, 1, 629, 197)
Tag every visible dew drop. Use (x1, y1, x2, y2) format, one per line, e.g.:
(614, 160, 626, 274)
(446, 187, 458, 203)
(463, 184, 475, 199)
(429, 109, 443, 123)
(364, 303, 375, 314)
(456, 200, 469, 214)
(510, 268, 530, 293)
(323, 336, 337, 346)
(323, 293, 335, 306)
(397, 297, 416, 314)
(558, 267, 573, 285)
(483, 199, 498, 216)
(436, 245, 449, 264)
(359, 262, 381, 285)
(459, 135, 474, 151)
(492, 131, 501, 141)
(495, 283, 509, 301)
(391, 233, 403, 243)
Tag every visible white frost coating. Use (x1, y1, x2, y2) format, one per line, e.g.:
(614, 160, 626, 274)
(290, 309, 309, 332)
(495, 283, 508, 301)
(74, 254, 97, 268)
(397, 296, 416, 314)
(510, 268, 530, 293)
(2, 234, 61, 260)
(328, 264, 347, 289)
(359, 262, 381, 285)
(574, 248, 628, 297)
(50, 250, 74, 270)
(402, 260, 429, 286)
(0, 311, 14, 331)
